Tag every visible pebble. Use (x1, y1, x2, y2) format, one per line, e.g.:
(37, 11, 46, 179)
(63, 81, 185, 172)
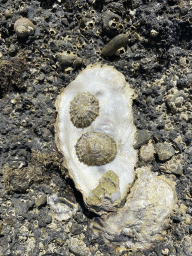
(134, 129, 151, 149)
(68, 237, 91, 256)
(35, 194, 47, 208)
(14, 18, 35, 38)
(155, 142, 175, 161)
(140, 142, 155, 162)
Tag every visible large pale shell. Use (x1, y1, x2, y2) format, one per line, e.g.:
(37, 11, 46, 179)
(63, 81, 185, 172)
(70, 92, 99, 128)
(55, 63, 137, 210)
(91, 167, 177, 250)
(75, 131, 117, 166)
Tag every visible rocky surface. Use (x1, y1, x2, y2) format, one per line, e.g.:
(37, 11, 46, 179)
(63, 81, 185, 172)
(0, 0, 191, 255)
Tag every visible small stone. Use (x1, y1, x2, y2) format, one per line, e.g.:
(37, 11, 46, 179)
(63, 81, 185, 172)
(38, 208, 52, 228)
(4, 9, 13, 18)
(162, 248, 169, 255)
(14, 18, 35, 38)
(35, 194, 47, 208)
(134, 129, 151, 149)
(55, 238, 64, 246)
(42, 128, 52, 142)
(155, 142, 175, 161)
(68, 237, 90, 256)
(150, 29, 159, 37)
(71, 222, 83, 235)
(140, 142, 155, 162)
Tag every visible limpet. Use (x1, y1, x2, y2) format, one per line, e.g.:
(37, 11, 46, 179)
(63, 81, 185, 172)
(75, 131, 117, 166)
(70, 92, 99, 128)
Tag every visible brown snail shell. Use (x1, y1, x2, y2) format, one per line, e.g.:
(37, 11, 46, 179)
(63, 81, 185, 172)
(14, 18, 35, 38)
(69, 92, 99, 128)
(75, 131, 117, 166)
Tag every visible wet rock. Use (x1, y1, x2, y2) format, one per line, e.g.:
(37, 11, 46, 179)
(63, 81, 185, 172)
(140, 142, 155, 162)
(155, 142, 175, 161)
(134, 130, 151, 149)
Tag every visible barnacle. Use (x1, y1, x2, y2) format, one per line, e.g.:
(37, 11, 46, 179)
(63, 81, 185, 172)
(70, 92, 99, 128)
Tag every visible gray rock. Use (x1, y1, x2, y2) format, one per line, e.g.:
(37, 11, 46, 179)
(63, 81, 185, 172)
(68, 237, 91, 256)
(13, 198, 28, 217)
(38, 208, 52, 228)
(155, 142, 175, 161)
(134, 129, 151, 149)
(102, 10, 123, 35)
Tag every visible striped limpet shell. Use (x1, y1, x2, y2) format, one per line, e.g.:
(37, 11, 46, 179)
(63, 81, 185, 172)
(75, 131, 117, 166)
(70, 92, 99, 128)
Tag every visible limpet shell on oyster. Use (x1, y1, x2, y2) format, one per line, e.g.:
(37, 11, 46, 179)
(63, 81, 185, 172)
(55, 64, 137, 212)
(70, 92, 99, 128)
(75, 131, 117, 166)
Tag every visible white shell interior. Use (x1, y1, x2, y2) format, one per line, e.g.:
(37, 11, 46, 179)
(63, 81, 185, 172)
(56, 64, 137, 200)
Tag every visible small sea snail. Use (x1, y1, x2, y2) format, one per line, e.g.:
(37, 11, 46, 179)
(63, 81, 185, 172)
(70, 92, 99, 128)
(75, 131, 117, 166)
(14, 18, 35, 38)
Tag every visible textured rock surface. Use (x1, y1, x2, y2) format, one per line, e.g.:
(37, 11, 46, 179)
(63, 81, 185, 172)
(0, 0, 191, 255)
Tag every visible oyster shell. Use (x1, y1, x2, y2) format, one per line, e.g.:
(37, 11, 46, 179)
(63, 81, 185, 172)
(91, 167, 177, 251)
(70, 92, 99, 128)
(75, 131, 117, 166)
(55, 63, 137, 212)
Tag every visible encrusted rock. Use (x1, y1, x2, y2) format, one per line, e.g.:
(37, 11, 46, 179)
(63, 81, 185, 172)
(57, 51, 82, 68)
(102, 10, 124, 35)
(159, 155, 183, 175)
(68, 237, 91, 256)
